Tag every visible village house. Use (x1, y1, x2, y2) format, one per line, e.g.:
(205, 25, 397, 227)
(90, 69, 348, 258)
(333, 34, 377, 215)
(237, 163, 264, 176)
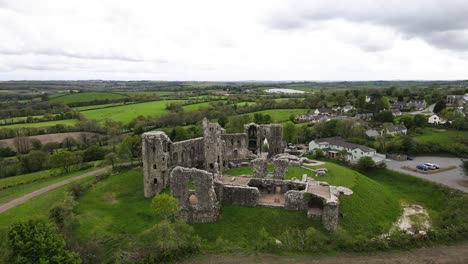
(314, 108, 332, 115)
(427, 114, 446, 125)
(308, 137, 385, 164)
(354, 113, 373, 120)
(385, 124, 407, 136)
(446, 94, 468, 105)
(407, 99, 427, 110)
(342, 105, 354, 113)
(390, 109, 402, 116)
(365, 129, 380, 139)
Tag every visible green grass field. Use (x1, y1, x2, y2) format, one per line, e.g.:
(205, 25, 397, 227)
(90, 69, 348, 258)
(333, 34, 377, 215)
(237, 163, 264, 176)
(182, 101, 212, 111)
(0, 177, 94, 228)
(81, 100, 183, 123)
(73, 103, 130, 111)
(49, 92, 129, 104)
(413, 127, 467, 145)
(120, 91, 173, 97)
(232, 109, 308, 122)
(0, 167, 97, 204)
(0, 119, 78, 129)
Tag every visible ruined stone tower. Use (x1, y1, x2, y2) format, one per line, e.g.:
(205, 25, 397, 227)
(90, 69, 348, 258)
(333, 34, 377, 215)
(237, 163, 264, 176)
(202, 118, 224, 176)
(142, 131, 171, 198)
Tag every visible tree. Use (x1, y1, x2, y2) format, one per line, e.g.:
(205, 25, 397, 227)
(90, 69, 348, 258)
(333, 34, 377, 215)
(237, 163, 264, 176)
(62, 137, 77, 151)
(49, 150, 82, 173)
(105, 152, 119, 170)
(433, 100, 446, 114)
(283, 121, 297, 143)
(357, 156, 376, 171)
(374, 111, 394, 123)
(378, 96, 391, 110)
(217, 115, 228, 128)
(14, 136, 31, 154)
(314, 148, 325, 159)
(151, 193, 179, 221)
(118, 134, 142, 160)
(7, 219, 81, 264)
(413, 114, 426, 128)
(82, 145, 106, 162)
(30, 139, 42, 150)
(19, 150, 49, 173)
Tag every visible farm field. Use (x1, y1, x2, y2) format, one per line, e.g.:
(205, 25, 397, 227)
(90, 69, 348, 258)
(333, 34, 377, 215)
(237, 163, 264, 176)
(232, 109, 308, 122)
(0, 119, 78, 129)
(182, 101, 213, 111)
(80, 99, 183, 123)
(49, 92, 129, 104)
(73, 102, 129, 111)
(120, 91, 174, 97)
(0, 132, 97, 150)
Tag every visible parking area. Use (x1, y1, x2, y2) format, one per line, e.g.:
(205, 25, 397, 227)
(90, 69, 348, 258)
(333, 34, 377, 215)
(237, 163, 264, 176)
(385, 156, 468, 193)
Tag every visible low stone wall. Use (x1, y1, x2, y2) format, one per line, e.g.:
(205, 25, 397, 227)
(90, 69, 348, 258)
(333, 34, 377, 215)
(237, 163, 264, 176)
(248, 178, 307, 194)
(221, 185, 259, 206)
(322, 202, 339, 231)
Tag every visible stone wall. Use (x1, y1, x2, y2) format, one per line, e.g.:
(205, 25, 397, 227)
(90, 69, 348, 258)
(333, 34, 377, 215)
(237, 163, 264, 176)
(170, 137, 205, 169)
(284, 190, 308, 211)
(273, 158, 288, 179)
(170, 166, 220, 223)
(203, 118, 224, 176)
(252, 158, 268, 178)
(244, 123, 284, 158)
(221, 185, 259, 206)
(322, 202, 339, 231)
(248, 178, 306, 194)
(221, 133, 251, 162)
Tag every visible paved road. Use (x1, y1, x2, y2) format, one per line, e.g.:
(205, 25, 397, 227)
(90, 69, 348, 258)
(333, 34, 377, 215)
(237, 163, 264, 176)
(0, 166, 110, 214)
(385, 156, 468, 193)
(183, 242, 468, 264)
(408, 103, 435, 115)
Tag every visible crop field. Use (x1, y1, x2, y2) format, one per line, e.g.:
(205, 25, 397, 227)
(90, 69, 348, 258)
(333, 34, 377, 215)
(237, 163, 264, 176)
(232, 109, 308, 122)
(49, 92, 129, 104)
(80, 99, 184, 123)
(0, 119, 78, 129)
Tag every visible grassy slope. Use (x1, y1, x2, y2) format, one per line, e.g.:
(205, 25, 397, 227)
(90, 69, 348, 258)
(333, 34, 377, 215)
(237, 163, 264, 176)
(50, 92, 128, 103)
(413, 127, 467, 145)
(0, 177, 94, 228)
(182, 101, 212, 111)
(225, 162, 400, 236)
(0, 167, 96, 204)
(81, 100, 183, 123)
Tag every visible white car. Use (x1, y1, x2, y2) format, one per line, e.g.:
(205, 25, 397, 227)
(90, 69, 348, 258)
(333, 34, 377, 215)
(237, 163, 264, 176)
(424, 163, 439, 170)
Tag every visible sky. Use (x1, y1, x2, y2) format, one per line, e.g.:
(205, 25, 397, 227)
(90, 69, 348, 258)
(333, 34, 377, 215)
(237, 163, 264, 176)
(1, 0, 468, 81)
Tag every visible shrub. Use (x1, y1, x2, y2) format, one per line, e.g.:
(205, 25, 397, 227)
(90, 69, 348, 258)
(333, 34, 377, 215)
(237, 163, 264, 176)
(7, 219, 81, 264)
(357, 156, 376, 171)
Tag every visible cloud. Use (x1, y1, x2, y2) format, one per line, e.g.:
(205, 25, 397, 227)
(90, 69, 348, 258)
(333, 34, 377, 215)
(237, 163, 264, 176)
(266, 0, 468, 52)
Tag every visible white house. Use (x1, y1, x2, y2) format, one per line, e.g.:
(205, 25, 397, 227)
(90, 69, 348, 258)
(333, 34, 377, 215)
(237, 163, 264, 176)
(365, 129, 380, 138)
(342, 105, 354, 113)
(308, 137, 385, 164)
(428, 114, 446, 125)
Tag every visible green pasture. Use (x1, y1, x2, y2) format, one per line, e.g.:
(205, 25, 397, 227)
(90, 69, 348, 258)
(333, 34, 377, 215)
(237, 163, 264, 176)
(0, 119, 78, 129)
(49, 92, 129, 104)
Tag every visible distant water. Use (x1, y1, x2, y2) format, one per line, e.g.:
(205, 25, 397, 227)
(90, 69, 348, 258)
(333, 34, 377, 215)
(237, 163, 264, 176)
(265, 88, 305, 94)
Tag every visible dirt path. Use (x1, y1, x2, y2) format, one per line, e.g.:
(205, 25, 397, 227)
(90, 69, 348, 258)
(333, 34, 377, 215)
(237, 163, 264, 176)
(184, 243, 468, 264)
(0, 166, 110, 214)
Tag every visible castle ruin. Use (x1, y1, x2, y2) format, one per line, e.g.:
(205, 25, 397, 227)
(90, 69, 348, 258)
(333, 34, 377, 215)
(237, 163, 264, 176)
(142, 118, 345, 231)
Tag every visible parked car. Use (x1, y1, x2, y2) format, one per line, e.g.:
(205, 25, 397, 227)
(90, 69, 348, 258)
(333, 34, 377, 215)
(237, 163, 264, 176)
(424, 163, 439, 170)
(416, 164, 429, 171)
(407, 156, 414, 160)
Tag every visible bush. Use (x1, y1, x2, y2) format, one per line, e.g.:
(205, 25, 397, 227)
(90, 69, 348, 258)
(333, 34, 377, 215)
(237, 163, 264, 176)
(7, 219, 81, 264)
(357, 156, 376, 171)
(82, 145, 107, 162)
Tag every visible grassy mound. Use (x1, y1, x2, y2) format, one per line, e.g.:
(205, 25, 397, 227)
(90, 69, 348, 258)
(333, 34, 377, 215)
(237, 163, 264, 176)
(224, 162, 400, 237)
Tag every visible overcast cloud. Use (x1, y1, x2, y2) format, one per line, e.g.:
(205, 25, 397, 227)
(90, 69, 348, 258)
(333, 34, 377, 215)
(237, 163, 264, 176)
(0, 0, 468, 80)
